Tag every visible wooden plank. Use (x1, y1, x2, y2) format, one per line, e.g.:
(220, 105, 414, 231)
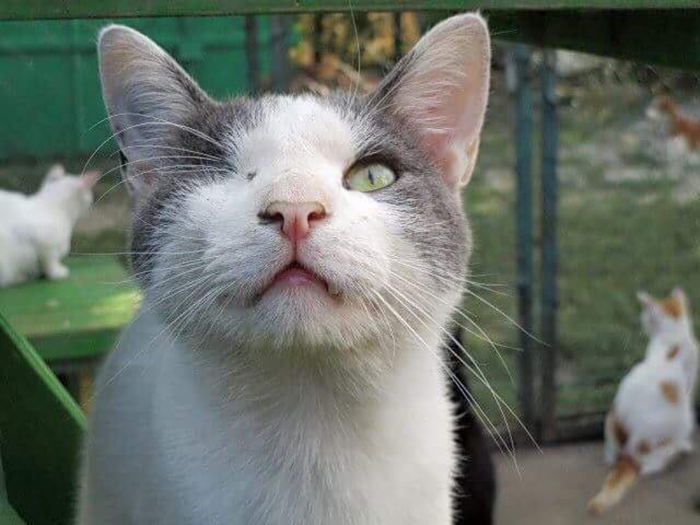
(1, 0, 698, 21)
(0, 452, 28, 525)
(489, 10, 700, 71)
(0, 257, 140, 361)
(0, 502, 27, 525)
(1, 4, 699, 70)
(0, 313, 86, 525)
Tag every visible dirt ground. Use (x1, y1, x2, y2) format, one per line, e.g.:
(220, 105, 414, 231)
(495, 435, 700, 525)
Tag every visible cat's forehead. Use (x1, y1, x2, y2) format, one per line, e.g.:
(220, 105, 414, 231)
(228, 95, 361, 167)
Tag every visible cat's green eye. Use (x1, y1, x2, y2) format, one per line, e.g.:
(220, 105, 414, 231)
(345, 163, 396, 192)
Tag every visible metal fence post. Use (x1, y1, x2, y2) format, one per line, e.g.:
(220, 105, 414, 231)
(512, 45, 536, 436)
(393, 12, 402, 60)
(270, 15, 290, 91)
(245, 16, 259, 93)
(540, 50, 559, 443)
(313, 14, 323, 65)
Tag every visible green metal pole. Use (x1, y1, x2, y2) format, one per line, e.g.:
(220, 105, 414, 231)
(270, 15, 289, 91)
(513, 44, 536, 436)
(540, 49, 559, 443)
(245, 16, 259, 92)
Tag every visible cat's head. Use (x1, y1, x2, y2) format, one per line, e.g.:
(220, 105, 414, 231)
(646, 95, 677, 121)
(40, 164, 98, 214)
(97, 14, 490, 357)
(637, 287, 692, 337)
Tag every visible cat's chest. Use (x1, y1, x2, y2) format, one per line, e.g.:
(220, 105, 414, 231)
(145, 346, 453, 525)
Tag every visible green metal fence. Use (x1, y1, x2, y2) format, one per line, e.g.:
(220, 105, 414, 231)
(0, 17, 273, 160)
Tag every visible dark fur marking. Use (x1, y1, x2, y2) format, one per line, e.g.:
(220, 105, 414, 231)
(445, 327, 496, 525)
(667, 345, 680, 360)
(613, 419, 629, 447)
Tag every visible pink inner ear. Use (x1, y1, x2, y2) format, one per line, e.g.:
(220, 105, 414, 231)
(424, 132, 452, 174)
(81, 170, 100, 188)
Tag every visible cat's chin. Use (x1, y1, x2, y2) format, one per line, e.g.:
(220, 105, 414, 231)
(210, 285, 384, 352)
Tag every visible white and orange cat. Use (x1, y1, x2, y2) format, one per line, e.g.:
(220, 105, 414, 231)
(589, 288, 698, 515)
(646, 95, 700, 156)
(0, 164, 98, 288)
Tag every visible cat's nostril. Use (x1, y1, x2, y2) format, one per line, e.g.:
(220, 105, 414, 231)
(308, 209, 326, 222)
(258, 210, 284, 224)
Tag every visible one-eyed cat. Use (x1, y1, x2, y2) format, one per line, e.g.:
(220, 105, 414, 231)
(78, 13, 491, 525)
(588, 288, 698, 515)
(0, 164, 98, 288)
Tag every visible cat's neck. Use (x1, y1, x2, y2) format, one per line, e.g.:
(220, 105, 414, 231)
(150, 304, 445, 422)
(649, 319, 696, 347)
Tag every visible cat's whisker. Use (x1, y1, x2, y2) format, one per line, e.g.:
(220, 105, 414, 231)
(380, 280, 527, 463)
(89, 271, 228, 405)
(385, 256, 527, 348)
(146, 266, 223, 308)
(347, 1, 363, 107)
(71, 248, 208, 257)
(385, 255, 511, 295)
(91, 154, 225, 186)
(132, 257, 221, 290)
(117, 142, 225, 163)
(464, 288, 546, 346)
(387, 266, 519, 354)
(370, 288, 513, 463)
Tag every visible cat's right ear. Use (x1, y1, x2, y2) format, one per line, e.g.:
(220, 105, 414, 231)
(97, 25, 212, 197)
(373, 13, 490, 190)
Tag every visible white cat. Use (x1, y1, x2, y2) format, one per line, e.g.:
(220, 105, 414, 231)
(588, 287, 698, 515)
(0, 164, 97, 288)
(78, 13, 491, 525)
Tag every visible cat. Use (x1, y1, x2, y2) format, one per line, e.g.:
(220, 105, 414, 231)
(446, 327, 497, 525)
(646, 95, 700, 155)
(588, 287, 698, 516)
(0, 164, 98, 288)
(77, 12, 491, 525)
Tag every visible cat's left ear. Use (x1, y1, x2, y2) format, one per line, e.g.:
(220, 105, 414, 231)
(374, 13, 490, 189)
(97, 25, 213, 197)
(637, 290, 655, 307)
(45, 164, 65, 183)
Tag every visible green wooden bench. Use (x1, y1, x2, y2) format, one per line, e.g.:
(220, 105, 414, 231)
(0, 312, 86, 525)
(2, 2, 700, 524)
(0, 256, 140, 366)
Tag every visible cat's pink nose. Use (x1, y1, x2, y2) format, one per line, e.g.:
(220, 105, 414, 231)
(260, 201, 327, 242)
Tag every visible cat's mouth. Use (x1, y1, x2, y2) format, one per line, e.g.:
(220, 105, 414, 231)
(261, 261, 340, 299)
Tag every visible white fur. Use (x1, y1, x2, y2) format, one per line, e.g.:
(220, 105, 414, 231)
(0, 165, 96, 287)
(79, 95, 460, 525)
(604, 289, 698, 475)
(79, 14, 491, 525)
